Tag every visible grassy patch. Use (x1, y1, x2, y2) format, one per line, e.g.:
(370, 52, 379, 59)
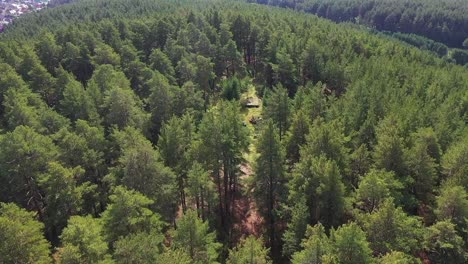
(241, 84, 262, 165)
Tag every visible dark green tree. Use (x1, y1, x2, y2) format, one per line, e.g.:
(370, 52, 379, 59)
(252, 120, 286, 253)
(0, 126, 58, 222)
(38, 162, 84, 241)
(171, 209, 221, 264)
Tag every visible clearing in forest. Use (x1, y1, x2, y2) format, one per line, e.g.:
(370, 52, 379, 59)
(232, 83, 263, 240)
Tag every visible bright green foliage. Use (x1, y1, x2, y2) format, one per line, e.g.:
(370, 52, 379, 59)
(0, 43, 21, 69)
(425, 220, 466, 264)
(172, 81, 205, 118)
(157, 249, 192, 264)
(378, 251, 417, 264)
(59, 215, 111, 263)
(0, 203, 51, 264)
(253, 120, 286, 250)
(113, 232, 165, 263)
(355, 169, 403, 212)
(328, 222, 373, 264)
(0, 63, 20, 90)
(0, 0, 466, 262)
(53, 121, 107, 217)
(358, 200, 424, 255)
(227, 236, 271, 264)
(435, 184, 468, 235)
(0, 63, 27, 114)
(101, 186, 164, 244)
(171, 209, 221, 264)
(291, 224, 330, 264)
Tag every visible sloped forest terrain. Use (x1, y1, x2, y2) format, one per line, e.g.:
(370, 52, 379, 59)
(0, 0, 467, 263)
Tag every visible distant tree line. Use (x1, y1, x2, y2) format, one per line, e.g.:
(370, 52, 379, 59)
(248, 0, 468, 49)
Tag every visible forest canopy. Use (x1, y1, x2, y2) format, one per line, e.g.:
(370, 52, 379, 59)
(0, 0, 467, 263)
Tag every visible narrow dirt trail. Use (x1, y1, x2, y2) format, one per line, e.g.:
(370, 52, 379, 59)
(231, 84, 264, 241)
(233, 163, 262, 237)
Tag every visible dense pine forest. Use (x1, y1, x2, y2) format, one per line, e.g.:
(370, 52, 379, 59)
(0, 0, 467, 263)
(249, 0, 468, 65)
(248, 0, 468, 48)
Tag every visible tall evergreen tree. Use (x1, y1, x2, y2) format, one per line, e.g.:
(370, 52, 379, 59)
(0, 203, 51, 264)
(252, 120, 286, 253)
(58, 215, 111, 263)
(227, 236, 271, 264)
(171, 209, 221, 264)
(263, 84, 290, 140)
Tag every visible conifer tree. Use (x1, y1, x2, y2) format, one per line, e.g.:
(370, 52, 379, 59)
(0, 203, 51, 264)
(253, 120, 286, 253)
(227, 236, 271, 264)
(171, 209, 221, 264)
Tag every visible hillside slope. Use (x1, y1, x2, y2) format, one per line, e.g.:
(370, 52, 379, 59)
(0, 0, 467, 263)
(249, 0, 468, 48)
